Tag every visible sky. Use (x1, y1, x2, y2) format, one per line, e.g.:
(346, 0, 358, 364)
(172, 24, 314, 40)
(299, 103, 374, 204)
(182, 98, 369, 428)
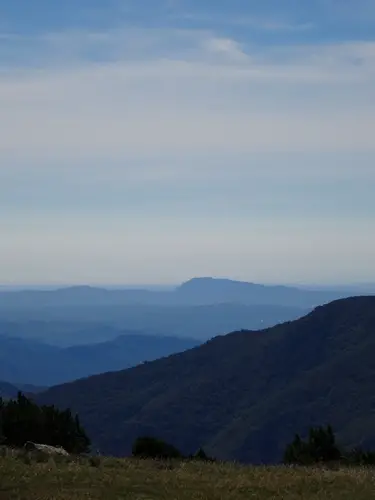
(1, 0, 375, 286)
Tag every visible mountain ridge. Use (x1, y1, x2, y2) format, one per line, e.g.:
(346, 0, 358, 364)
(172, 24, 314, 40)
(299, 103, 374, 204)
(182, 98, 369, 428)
(0, 333, 201, 386)
(0, 380, 46, 399)
(36, 295, 375, 463)
(0, 277, 363, 308)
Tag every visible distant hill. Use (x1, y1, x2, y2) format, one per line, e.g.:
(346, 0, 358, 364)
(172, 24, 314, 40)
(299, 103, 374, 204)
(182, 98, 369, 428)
(0, 303, 308, 345)
(0, 319, 124, 347)
(0, 337, 58, 385)
(0, 381, 20, 399)
(0, 277, 360, 309)
(0, 334, 201, 386)
(175, 277, 349, 307)
(0, 276, 360, 347)
(0, 380, 45, 399)
(37, 296, 375, 464)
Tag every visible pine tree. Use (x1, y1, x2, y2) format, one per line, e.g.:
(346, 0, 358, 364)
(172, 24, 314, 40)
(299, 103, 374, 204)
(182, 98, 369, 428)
(284, 425, 341, 465)
(0, 393, 90, 454)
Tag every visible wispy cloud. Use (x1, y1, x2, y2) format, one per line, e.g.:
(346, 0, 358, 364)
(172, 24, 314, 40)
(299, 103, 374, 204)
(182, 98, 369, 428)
(1, 29, 374, 173)
(173, 12, 315, 32)
(202, 37, 249, 62)
(243, 19, 315, 32)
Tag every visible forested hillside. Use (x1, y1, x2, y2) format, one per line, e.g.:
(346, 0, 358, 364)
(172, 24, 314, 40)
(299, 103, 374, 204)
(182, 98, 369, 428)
(37, 296, 375, 463)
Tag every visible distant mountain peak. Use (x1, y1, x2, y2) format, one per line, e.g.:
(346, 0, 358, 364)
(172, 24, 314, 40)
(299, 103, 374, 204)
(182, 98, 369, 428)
(178, 277, 257, 289)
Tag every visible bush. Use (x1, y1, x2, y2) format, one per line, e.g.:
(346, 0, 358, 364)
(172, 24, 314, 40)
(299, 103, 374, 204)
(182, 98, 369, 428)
(34, 450, 51, 463)
(344, 448, 375, 466)
(21, 452, 33, 465)
(89, 456, 102, 468)
(132, 436, 182, 460)
(189, 448, 216, 462)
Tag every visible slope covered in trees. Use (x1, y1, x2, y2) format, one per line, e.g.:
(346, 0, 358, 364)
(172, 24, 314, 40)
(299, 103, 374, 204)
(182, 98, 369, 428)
(37, 296, 375, 463)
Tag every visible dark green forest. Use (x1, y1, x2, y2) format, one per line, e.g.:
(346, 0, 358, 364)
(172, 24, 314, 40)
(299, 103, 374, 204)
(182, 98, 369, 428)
(0, 393, 90, 454)
(1, 393, 375, 467)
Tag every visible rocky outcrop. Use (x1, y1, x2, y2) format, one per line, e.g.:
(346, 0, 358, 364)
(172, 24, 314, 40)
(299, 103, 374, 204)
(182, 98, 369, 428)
(24, 441, 69, 456)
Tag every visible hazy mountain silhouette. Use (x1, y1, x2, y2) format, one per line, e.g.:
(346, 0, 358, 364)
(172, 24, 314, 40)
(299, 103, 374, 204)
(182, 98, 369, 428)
(0, 303, 308, 345)
(0, 277, 359, 309)
(0, 334, 200, 386)
(0, 380, 45, 399)
(37, 296, 375, 463)
(0, 380, 20, 399)
(1, 277, 362, 347)
(175, 278, 351, 307)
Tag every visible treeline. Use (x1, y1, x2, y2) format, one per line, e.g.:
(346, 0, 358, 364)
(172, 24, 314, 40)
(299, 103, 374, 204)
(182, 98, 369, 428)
(132, 427, 375, 466)
(132, 436, 215, 462)
(284, 425, 375, 466)
(0, 392, 90, 454)
(1, 395, 374, 466)
(0, 393, 212, 462)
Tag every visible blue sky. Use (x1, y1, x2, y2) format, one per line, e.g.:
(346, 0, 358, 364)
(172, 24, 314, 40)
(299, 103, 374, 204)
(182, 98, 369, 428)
(1, 0, 375, 285)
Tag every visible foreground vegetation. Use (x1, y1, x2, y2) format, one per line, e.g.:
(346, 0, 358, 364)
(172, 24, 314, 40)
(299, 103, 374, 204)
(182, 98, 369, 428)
(1, 450, 375, 500)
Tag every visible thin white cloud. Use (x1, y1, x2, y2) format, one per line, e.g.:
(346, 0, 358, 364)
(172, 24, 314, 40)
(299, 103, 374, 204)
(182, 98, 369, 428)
(175, 0, 375, 29)
(205, 15, 315, 32)
(165, 9, 315, 32)
(252, 20, 315, 31)
(202, 37, 249, 62)
(1, 28, 374, 179)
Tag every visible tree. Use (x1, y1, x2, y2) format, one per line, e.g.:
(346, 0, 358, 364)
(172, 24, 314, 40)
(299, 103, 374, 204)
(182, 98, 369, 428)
(0, 392, 90, 454)
(284, 425, 341, 465)
(189, 447, 216, 462)
(0, 397, 4, 445)
(284, 425, 375, 466)
(283, 433, 306, 464)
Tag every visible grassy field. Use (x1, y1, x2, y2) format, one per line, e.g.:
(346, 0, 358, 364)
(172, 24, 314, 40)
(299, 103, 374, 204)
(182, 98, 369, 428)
(1, 453, 375, 500)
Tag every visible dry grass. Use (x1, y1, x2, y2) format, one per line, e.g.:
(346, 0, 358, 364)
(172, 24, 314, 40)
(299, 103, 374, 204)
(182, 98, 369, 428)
(1, 453, 375, 500)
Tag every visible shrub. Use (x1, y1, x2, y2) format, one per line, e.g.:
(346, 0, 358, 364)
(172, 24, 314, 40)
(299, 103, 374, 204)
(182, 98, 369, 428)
(189, 448, 216, 462)
(132, 436, 182, 460)
(89, 456, 102, 468)
(344, 448, 375, 466)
